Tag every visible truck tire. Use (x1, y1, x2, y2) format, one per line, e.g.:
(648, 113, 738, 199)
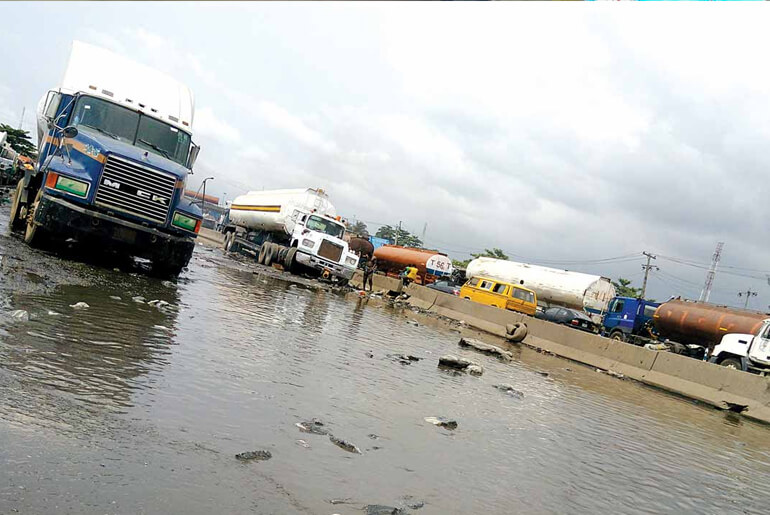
(264, 243, 275, 266)
(507, 322, 528, 342)
(257, 244, 267, 264)
(609, 331, 626, 343)
(719, 357, 742, 370)
(284, 247, 297, 272)
(224, 232, 233, 252)
(24, 189, 49, 248)
(8, 179, 24, 232)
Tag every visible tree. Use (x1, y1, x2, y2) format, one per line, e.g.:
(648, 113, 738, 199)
(0, 124, 36, 158)
(612, 277, 642, 298)
(375, 225, 423, 248)
(452, 248, 510, 269)
(347, 220, 369, 238)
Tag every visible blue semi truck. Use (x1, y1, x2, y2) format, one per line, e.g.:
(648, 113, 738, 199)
(7, 41, 202, 277)
(602, 297, 708, 359)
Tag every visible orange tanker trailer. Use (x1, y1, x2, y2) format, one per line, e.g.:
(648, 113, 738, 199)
(654, 299, 767, 350)
(373, 245, 454, 285)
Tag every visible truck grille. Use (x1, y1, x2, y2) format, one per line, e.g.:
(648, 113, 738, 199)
(94, 155, 176, 224)
(318, 239, 343, 262)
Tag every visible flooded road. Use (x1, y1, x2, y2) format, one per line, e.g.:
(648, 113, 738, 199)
(2, 204, 770, 514)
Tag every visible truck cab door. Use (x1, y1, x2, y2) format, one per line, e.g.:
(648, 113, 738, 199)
(747, 322, 770, 367)
(603, 298, 627, 333)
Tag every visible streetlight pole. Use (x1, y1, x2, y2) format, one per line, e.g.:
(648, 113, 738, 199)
(200, 176, 214, 217)
(738, 289, 757, 310)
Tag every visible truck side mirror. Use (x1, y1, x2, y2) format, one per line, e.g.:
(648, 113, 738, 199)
(44, 91, 62, 126)
(188, 142, 200, 170)
(62, 126, 78, 139)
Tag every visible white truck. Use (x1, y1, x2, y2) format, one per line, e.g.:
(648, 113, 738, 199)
(221, 188, 359, 282)
(466, 257, 617, 320)
(710, 319, 770, 374)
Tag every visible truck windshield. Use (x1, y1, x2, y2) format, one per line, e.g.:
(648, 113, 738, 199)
(306, 215, 345, 238)
(70, 95, 191, 167)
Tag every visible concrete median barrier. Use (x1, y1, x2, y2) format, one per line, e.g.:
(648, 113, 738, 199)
(401, 283, 770, 424)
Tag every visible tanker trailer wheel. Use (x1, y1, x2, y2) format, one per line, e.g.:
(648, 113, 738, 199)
(264, 243, 275, 266)
(609, 331, 626, 343)
(8, 179, 25, 232)
(224, 232, 233, 252)
(257, 243, 267, 264)
(719, 357, 742, 370)
(284, 247, 297, 272)
(24, 189, 49, 249)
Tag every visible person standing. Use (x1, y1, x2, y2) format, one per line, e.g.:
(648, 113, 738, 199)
(362, 256, 377, 292)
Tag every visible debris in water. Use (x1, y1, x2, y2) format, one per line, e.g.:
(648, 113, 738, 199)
(466, 364, 484, 376)
(406, 320, 419, 327)
(438, 355, 482, 376)
(132, 296, 146, 303)
(235, 450, 272, 462)
(493, 384, 524, 398)
(424, 417, 458, 430)
(69, 302, 89, 309)
(606, 370, 625, 379)
(47, 310, 60, 316)
(10, 310, 29, 321)
(161, 280, 174, 288)
(367, 434, 380, 440)
(458, 337, 513, 360)
(109, 296, 121, 300)
(148, 299, 170, 308)
(295, 439, 311, 448)
(536, 371, 549, 377)
(365, 506, 406, 515)
(296, 419, 328, 435)
(387, 353, 422, 365)
(329, 435, 362, 454)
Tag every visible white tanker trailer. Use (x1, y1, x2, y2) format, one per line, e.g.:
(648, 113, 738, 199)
(466, 257, 616, 318)
(221, 188, 359, 282)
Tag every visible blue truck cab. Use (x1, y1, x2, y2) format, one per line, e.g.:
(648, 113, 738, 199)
(8, 41, 202, 276)
(602, 296, 661, 342)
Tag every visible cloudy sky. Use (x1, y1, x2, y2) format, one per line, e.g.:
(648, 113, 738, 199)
(2, 2, 769, 309)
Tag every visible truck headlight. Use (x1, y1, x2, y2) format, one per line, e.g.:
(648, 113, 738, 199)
(301, 238, 314, 248)
(346, 256, 358, 266)
(45, 172, 88, 197)
(172, 211, 201, 233)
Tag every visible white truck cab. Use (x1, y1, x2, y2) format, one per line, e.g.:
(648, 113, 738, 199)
(289, 209, 358, 279)
(711, 319, 770, 374)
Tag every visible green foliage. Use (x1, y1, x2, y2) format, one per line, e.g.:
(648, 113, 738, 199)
(452, 248, 510, 269)
(375, 224, 423, 248)
(0, 124, 36, 158)
(347, 220, 369, 238)
(612, 277, 642, 298)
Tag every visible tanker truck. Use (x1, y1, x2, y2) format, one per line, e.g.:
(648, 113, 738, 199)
(7, 41, 202, 276)
(466, 257, 616, 320)
(221, 188, 359, 283)
(603, 296, 770, 369)
(373, 245, 454, 285)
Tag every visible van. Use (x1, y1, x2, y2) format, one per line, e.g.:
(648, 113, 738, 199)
(459, 276, 537, 316)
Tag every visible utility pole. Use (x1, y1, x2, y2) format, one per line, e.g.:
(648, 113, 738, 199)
(640, 251, 658, 299)
(738, 289, 758, 310)
(699, 242, 724, 303)
(394, 220, 402, 246)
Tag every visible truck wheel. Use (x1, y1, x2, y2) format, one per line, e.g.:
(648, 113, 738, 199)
(24, 189, 49, 248)
(8, 179, 25, 232)
(264, 243, 275, 266)
(284, 247, 297, 271)
(224, 232, 233, 252)
(609, 331, 626, 343)
(257, 244, 267, 264)
(719, 357, 742, 370)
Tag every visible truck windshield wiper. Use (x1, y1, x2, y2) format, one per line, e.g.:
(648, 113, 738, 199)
(139, 139, 172, 160)
(82, 124, 120, 140)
